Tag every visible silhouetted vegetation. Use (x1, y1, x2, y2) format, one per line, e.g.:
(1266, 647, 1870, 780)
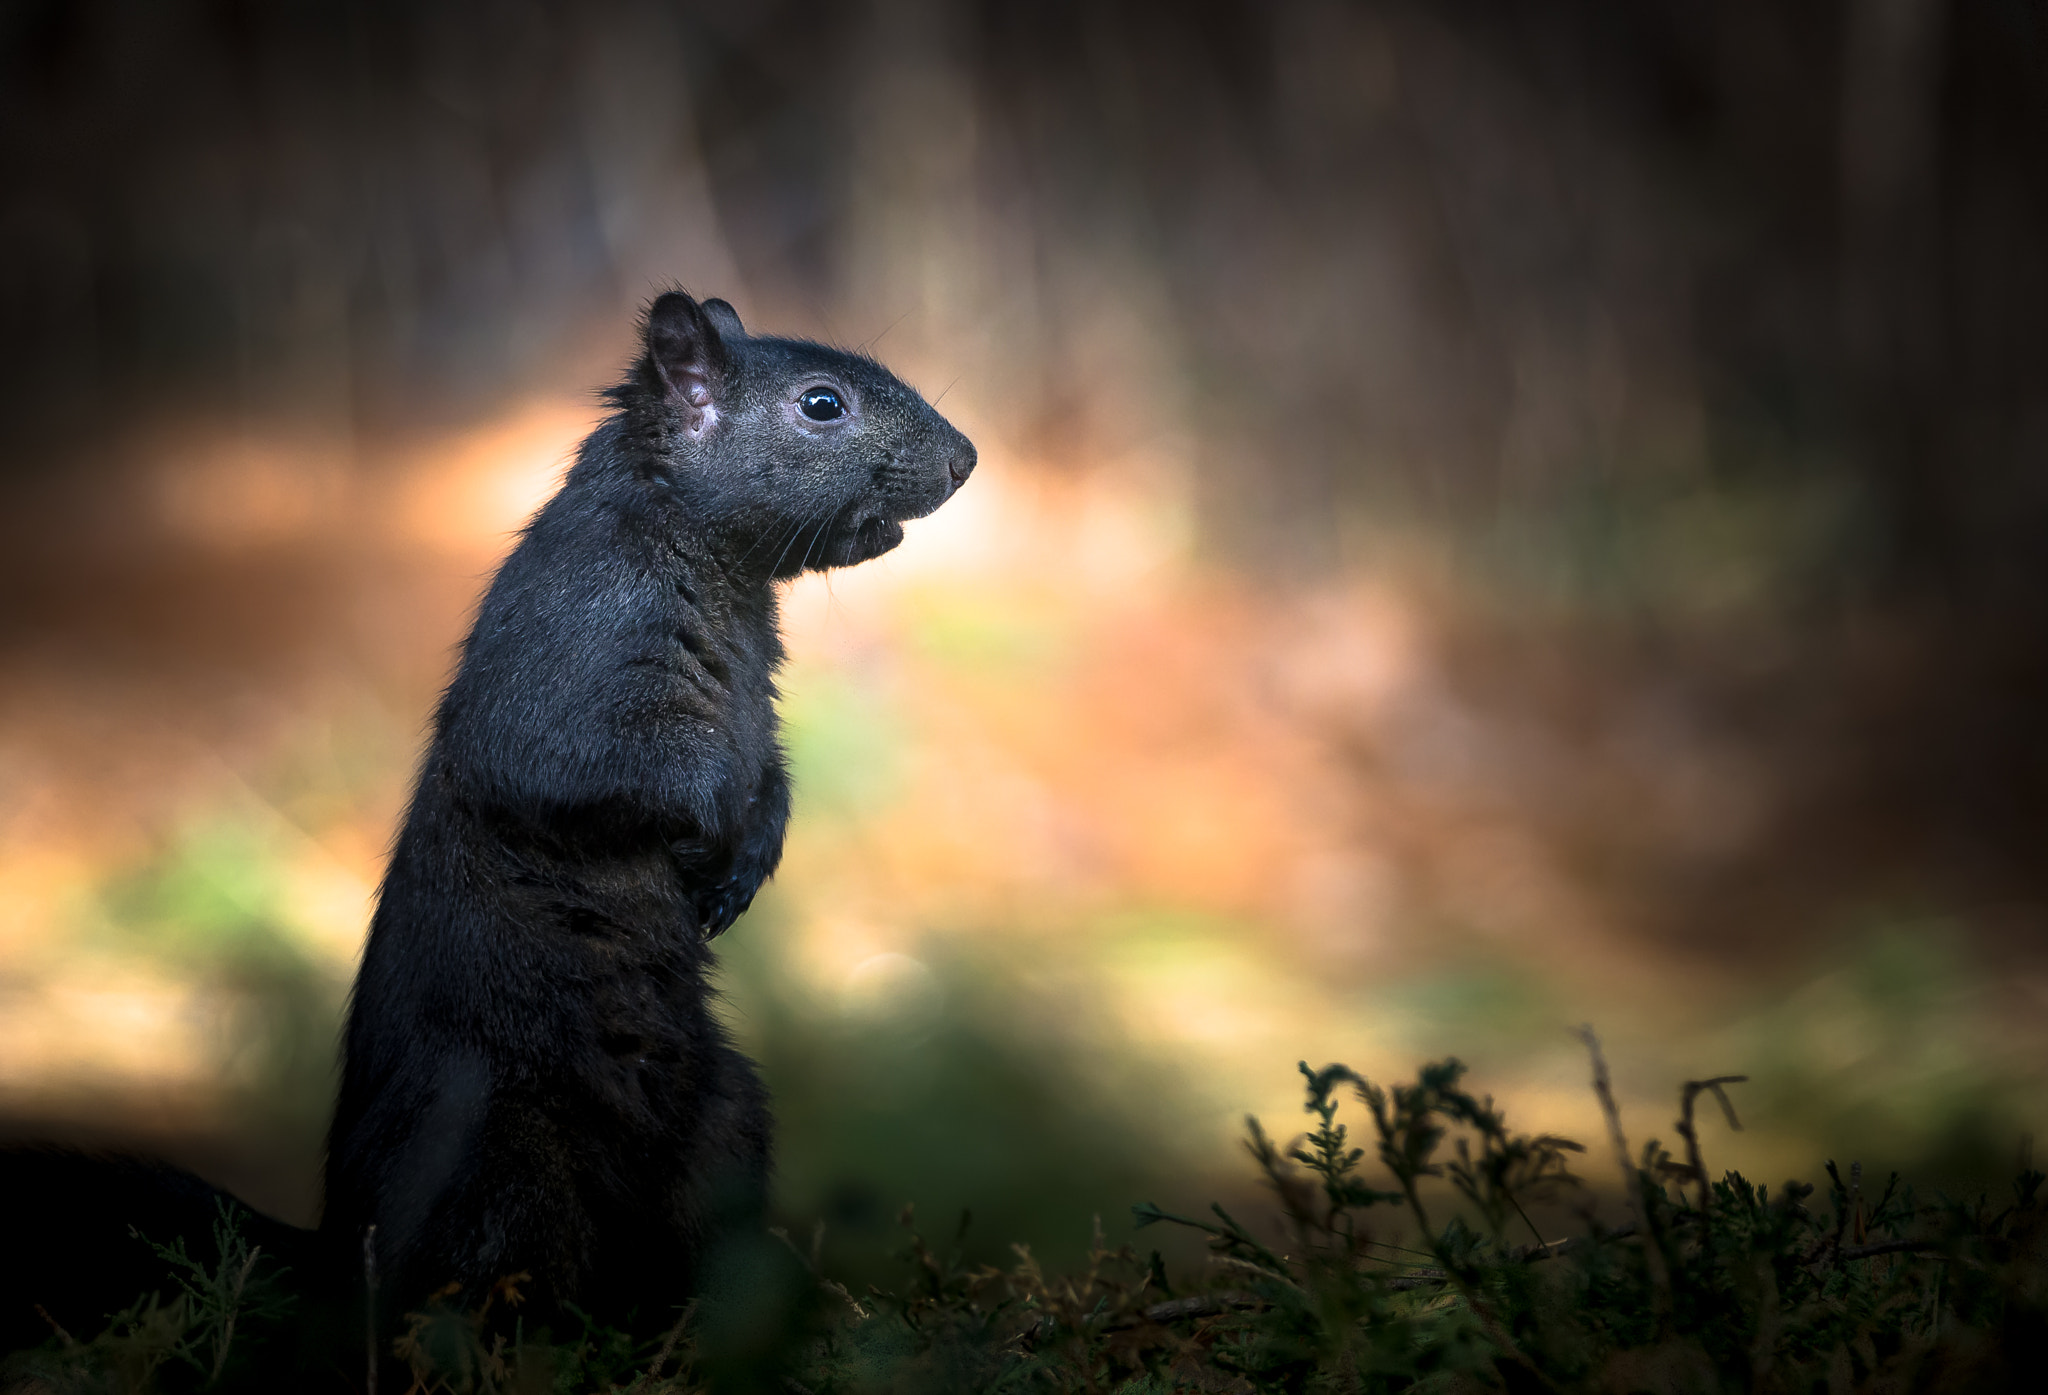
(8, 1045, 2041, 1392)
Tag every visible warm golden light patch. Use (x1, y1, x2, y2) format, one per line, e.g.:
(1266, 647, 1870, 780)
(388, 398, 596, 557)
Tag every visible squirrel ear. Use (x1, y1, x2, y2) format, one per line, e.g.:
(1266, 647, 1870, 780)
(700, 298, 746, 341)
(646, 292, 729, 431)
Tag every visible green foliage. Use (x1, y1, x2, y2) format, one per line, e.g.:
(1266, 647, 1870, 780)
(10, 1055, 2044, 1393)
(4, 1200, 294, 1393)
(385, 1279, 701, 1395)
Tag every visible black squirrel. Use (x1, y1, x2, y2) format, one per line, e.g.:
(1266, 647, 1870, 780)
(1, 292, 974, 1359)
(326, 290, 973, 1323)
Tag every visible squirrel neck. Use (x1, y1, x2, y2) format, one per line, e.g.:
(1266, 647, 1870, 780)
(591, 408, 806, 592)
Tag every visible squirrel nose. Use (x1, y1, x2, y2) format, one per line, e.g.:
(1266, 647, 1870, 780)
(948, 444, 977, 487)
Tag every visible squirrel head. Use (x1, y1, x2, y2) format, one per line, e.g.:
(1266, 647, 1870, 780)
(633, 290, 976, 579)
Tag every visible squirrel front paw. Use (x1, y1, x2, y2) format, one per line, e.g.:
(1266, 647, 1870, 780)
(697, 873, 762, 938)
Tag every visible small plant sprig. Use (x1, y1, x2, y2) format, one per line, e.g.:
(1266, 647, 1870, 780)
(134, 1201, 295, 1387)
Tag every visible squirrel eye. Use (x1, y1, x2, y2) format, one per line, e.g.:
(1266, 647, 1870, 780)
(798, 388, 845, 422)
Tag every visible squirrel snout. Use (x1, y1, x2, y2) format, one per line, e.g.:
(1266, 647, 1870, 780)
(947, 443, 977, 488)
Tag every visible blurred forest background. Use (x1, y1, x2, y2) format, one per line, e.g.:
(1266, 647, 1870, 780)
(1, 0, 2044, 1277)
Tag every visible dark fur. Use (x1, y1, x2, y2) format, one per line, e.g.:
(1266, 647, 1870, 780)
(2, 293, 973, 1353)
(325, 293, 974, 1322)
